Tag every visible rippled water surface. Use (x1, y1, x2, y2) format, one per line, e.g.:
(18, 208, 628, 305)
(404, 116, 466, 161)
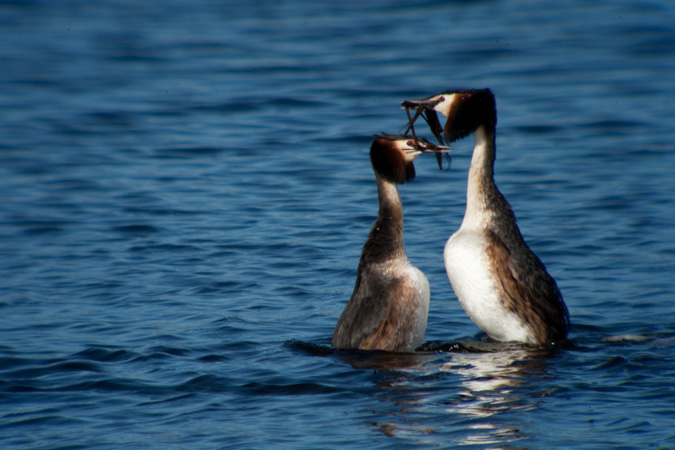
(2, 1, 675, 448)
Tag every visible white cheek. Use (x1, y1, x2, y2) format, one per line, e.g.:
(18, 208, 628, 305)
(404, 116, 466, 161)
(434, 95, 455, 118)
(404, 150, 422, 162)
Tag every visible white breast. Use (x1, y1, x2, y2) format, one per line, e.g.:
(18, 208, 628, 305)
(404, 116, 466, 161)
(444, 228, 531, 343)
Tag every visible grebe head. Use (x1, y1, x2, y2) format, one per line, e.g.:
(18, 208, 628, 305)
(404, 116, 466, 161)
(370, 134, 449, 184)
(402, 89, 496, 143)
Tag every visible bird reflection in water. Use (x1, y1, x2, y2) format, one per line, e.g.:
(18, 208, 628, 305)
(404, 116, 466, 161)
(439, 342, 555, 447)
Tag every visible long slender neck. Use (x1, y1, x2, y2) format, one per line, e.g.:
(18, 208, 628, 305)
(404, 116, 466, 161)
(463, 124, 498, 228)
(361, 175, 405, 263)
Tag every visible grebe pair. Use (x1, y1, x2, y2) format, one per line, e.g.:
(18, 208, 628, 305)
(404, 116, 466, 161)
(333, 89, 569, 351)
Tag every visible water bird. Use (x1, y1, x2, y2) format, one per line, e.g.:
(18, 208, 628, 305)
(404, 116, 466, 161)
(402, 89, 569, 345)
(332, 134, 449, 352)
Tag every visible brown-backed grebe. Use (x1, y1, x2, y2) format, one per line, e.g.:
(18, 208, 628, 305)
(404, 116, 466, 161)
(402, 89, 569, 345)
(332, 134, 449, 352)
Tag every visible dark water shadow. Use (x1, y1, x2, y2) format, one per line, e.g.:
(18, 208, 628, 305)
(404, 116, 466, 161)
(286, 339, 436, 371)
(419, 335, 574, 353)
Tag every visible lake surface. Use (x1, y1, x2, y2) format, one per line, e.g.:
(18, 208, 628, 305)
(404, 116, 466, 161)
(2, 0, 675, 448)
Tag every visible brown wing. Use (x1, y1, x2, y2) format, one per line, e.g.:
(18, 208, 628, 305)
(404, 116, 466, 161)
(486, 230, 569, 344)
(332, 276, 420, 352)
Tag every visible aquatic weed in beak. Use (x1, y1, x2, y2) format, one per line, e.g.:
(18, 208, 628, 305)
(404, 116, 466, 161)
(400, 99, 450, 170)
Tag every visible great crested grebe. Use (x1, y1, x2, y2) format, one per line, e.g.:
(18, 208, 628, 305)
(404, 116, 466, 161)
(402, 89, 569, 345)
(332, 134, 449, 352)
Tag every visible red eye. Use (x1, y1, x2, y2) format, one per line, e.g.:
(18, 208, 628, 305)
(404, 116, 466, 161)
(439, 96, 445, 101)
(407, 141, 413, 146)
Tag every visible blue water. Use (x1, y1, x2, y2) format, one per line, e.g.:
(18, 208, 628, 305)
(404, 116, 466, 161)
(2, 0, 675, 448)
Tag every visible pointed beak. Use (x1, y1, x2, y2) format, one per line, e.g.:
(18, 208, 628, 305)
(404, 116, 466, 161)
(402, 138, 449, 155)
(415, 140, 450, 153)
(401, 98, 442, 110)
(407, 139, 451, 170)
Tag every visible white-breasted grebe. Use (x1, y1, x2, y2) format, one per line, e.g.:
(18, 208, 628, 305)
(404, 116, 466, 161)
(332, 134, 449, 352)
(402, 89, 569, 345)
